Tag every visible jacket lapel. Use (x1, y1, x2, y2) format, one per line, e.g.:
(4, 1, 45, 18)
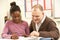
(38, 17, 49, 32)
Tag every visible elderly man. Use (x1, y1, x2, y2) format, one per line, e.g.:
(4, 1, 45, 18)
(30, 4, 59, 40)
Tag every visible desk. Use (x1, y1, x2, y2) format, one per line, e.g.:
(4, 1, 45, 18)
(0, 37, 53, 40)
(19, 37, 52, 40)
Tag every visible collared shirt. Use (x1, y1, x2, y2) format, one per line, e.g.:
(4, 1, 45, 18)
(35, 15, 46, 32)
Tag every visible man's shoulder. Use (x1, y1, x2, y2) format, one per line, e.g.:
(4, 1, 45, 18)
(45, 17, 56, 25)
(45, 17, 54, 22)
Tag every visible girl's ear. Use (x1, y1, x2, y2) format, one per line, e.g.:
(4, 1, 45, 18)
(10, 13, 13, 17)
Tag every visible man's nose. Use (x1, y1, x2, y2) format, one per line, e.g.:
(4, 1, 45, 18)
(33, 17, 37, 21)
(33, 17, 37, 20)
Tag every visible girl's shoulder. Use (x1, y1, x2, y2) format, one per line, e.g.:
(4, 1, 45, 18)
(5, 20, 13, 24)
(22, 20, 28, 24)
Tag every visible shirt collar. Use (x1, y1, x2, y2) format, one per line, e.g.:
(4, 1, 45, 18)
(38, 15, 46, 26)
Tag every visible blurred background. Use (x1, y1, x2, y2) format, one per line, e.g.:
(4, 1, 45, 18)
(0, 0, 60, 40)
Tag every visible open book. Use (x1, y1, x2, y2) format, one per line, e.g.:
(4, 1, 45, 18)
(19, 36, 47, 40)
(19, 36, 52, 40)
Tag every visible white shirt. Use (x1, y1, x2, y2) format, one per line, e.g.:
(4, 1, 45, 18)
(35, 15, 46, 32)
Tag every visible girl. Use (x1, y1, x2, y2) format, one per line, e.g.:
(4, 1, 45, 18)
(2, 2, 30, 39)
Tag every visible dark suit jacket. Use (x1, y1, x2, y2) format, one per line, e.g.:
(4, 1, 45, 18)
(30, 17, 59, 40)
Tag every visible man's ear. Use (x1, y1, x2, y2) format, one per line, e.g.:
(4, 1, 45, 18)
(42, 12, 44, 15)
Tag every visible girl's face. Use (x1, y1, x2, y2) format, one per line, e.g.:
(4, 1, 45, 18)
(11, 11, 21, 23)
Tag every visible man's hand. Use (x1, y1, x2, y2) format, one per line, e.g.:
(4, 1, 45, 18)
(11, 33, 18, 39)
(30, 31, 39, 37)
